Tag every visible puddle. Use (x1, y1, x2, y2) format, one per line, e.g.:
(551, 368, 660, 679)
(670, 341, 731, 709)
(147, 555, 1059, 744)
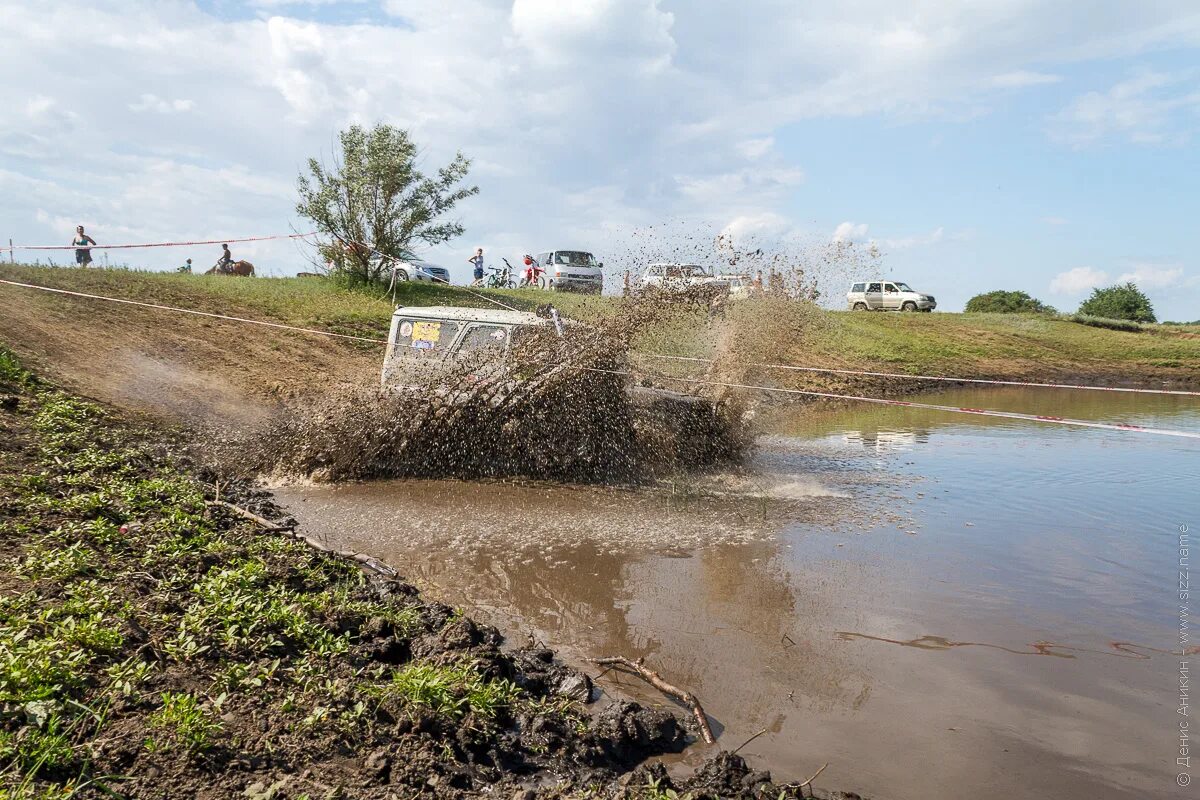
(273, 386, 1200, 800)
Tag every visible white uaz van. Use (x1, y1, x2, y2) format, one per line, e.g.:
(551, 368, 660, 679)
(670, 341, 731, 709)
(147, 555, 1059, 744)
(846, 281, 936, 312)
(533, 250, 603, 294)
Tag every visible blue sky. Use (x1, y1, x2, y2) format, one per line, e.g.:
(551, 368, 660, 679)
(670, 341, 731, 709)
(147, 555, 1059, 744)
(2, 1, 1199, 319)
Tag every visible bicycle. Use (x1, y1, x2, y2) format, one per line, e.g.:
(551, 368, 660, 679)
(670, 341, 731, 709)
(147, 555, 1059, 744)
(486, 262, 515, 289)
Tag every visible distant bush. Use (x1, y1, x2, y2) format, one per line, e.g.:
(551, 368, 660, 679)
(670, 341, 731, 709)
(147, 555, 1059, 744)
(1069, 314, 1148, 333)
(964, 290, 1055, 314)
(1077, 282, 1156, 323)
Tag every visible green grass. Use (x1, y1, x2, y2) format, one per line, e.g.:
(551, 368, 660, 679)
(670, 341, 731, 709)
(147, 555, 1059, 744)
(371, 661, 521, 721)
(2, 263, 1196, 384)
(0, 347, 544, 794)
(148, 692, 223, 753)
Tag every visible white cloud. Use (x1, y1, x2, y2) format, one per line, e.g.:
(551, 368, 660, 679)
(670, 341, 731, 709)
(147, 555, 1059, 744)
(1050, 266, 1109, 295)
(736, 136, 774, 160)
(1049, 70, 1200, 146)
(128, 94, 194, 114)
(721, 212, 791, 241)
(833, 221, 870, 243)
(883, 227, 945, 250)
(988, 70, 1062, 89)
(4, 0, 1200, 284)
(1116, 262, 1185, 288)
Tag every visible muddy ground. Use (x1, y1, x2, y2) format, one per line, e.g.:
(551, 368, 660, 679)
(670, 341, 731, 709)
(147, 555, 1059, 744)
(0, 349, 864, 798)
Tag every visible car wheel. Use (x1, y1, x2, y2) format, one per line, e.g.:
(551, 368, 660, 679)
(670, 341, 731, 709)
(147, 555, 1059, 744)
(853, 302, 868, 311)
(902, 302, 917, 312)
(394, 269, 409, 282)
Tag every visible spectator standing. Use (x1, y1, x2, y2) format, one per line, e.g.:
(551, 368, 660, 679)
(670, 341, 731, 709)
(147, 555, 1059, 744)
(72, 226, 97, 267)
(468, 247, 485, 286)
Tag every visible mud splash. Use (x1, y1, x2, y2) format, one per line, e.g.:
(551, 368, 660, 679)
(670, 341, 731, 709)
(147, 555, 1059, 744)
(215, 290, 757, 484)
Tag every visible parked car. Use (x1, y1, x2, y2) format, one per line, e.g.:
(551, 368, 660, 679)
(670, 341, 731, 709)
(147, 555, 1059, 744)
(846, 280, 936, 312)
(642, 263, 730, 292)
(724, 274, 753, 299)
(392, 259, 451, 284)
(533, 250, 603, 294)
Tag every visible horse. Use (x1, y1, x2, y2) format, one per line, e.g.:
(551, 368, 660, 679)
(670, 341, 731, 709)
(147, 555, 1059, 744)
(205, 260, 255, 277)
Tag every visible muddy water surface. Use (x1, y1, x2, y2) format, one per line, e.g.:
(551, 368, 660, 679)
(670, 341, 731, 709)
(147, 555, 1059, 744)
(273, 387, 1199, 800)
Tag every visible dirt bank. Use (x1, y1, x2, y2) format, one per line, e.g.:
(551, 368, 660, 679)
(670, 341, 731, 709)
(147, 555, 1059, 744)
(0, 350, 860, 799)
(0, 265, 382, 426)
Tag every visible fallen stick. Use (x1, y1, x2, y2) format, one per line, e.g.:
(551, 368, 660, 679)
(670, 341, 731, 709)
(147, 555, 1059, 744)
(592, 656, 716, 744)
(731, 727, 768, 755)
(205, 499, 396, 578)
(785, 762, 829, 799)
(205, 499, 293, 530)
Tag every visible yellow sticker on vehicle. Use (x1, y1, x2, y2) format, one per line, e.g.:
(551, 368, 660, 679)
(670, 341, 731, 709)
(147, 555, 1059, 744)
(411, 321, 441, 344)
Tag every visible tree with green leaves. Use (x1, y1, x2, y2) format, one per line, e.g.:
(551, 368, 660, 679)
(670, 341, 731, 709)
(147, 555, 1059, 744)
(964, 290, 1055, 314)
(297, 124, 479, 284)
(1077, 282, 1157, 323)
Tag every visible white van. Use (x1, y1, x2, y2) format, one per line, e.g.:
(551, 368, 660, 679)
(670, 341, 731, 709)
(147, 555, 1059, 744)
(533, 250, 603, 294)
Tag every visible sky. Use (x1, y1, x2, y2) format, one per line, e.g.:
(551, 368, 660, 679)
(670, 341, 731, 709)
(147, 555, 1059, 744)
(2, 0, 1199, 319)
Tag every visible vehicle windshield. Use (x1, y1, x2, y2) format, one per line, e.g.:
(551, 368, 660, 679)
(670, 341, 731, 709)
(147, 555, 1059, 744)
(894, 282, 913, 292)
(665, 264, 708, 278)
(392, 319, 461, 354)
(553, 251, 596, 266)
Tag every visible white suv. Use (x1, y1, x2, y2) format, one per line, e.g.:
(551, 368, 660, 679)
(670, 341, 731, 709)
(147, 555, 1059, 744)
(642, 263, 730, 292)
(847, 281, 936, 312)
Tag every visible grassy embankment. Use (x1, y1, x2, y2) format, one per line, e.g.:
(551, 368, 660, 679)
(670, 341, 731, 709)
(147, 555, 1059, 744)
(0, 347, 678, 797)
(1, 263, 1197, 395)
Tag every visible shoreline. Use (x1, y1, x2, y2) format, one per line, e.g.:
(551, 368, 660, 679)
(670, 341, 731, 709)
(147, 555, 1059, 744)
(0, 350, 861, 799)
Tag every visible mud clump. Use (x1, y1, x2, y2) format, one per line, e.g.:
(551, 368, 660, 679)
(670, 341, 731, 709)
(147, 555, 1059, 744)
(624, 753, 865, 800)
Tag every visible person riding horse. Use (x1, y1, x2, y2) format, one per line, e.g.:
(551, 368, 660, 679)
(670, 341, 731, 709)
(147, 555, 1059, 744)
(215, 244, 233, 273)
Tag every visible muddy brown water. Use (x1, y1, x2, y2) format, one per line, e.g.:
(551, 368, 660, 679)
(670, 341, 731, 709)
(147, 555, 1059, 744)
(271, 386, 1200, 800)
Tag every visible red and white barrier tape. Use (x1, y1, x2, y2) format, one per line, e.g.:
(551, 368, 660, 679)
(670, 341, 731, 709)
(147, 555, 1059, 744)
(640, 353, 1200, 398)
(0, 278, 385, 344)
(6, 232, 318, 251)
(1, 276, 1196, 439)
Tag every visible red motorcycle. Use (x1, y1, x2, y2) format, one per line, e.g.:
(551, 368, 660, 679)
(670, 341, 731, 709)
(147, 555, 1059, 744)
(518, 254, 547, 289)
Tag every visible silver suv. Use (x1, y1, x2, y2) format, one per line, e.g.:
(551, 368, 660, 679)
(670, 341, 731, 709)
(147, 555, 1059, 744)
(846, 281, 936, 312)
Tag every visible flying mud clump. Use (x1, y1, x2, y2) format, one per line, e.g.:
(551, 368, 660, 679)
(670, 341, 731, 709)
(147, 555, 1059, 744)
(221, 289, 749, 484)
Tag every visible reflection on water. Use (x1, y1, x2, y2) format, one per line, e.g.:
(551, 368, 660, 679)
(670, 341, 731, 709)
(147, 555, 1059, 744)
(273, 386, 1200, 800)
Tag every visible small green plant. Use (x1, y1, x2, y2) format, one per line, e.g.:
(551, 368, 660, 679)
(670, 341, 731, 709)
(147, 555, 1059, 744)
(148, 692, 222, 753)
(374, 661, 521, 721)
(0, 345, 35, 389)
(13, 540, 98, 581)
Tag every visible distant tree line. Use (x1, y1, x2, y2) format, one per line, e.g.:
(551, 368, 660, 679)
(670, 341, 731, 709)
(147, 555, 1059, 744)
(966, 283, 1160, 324)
